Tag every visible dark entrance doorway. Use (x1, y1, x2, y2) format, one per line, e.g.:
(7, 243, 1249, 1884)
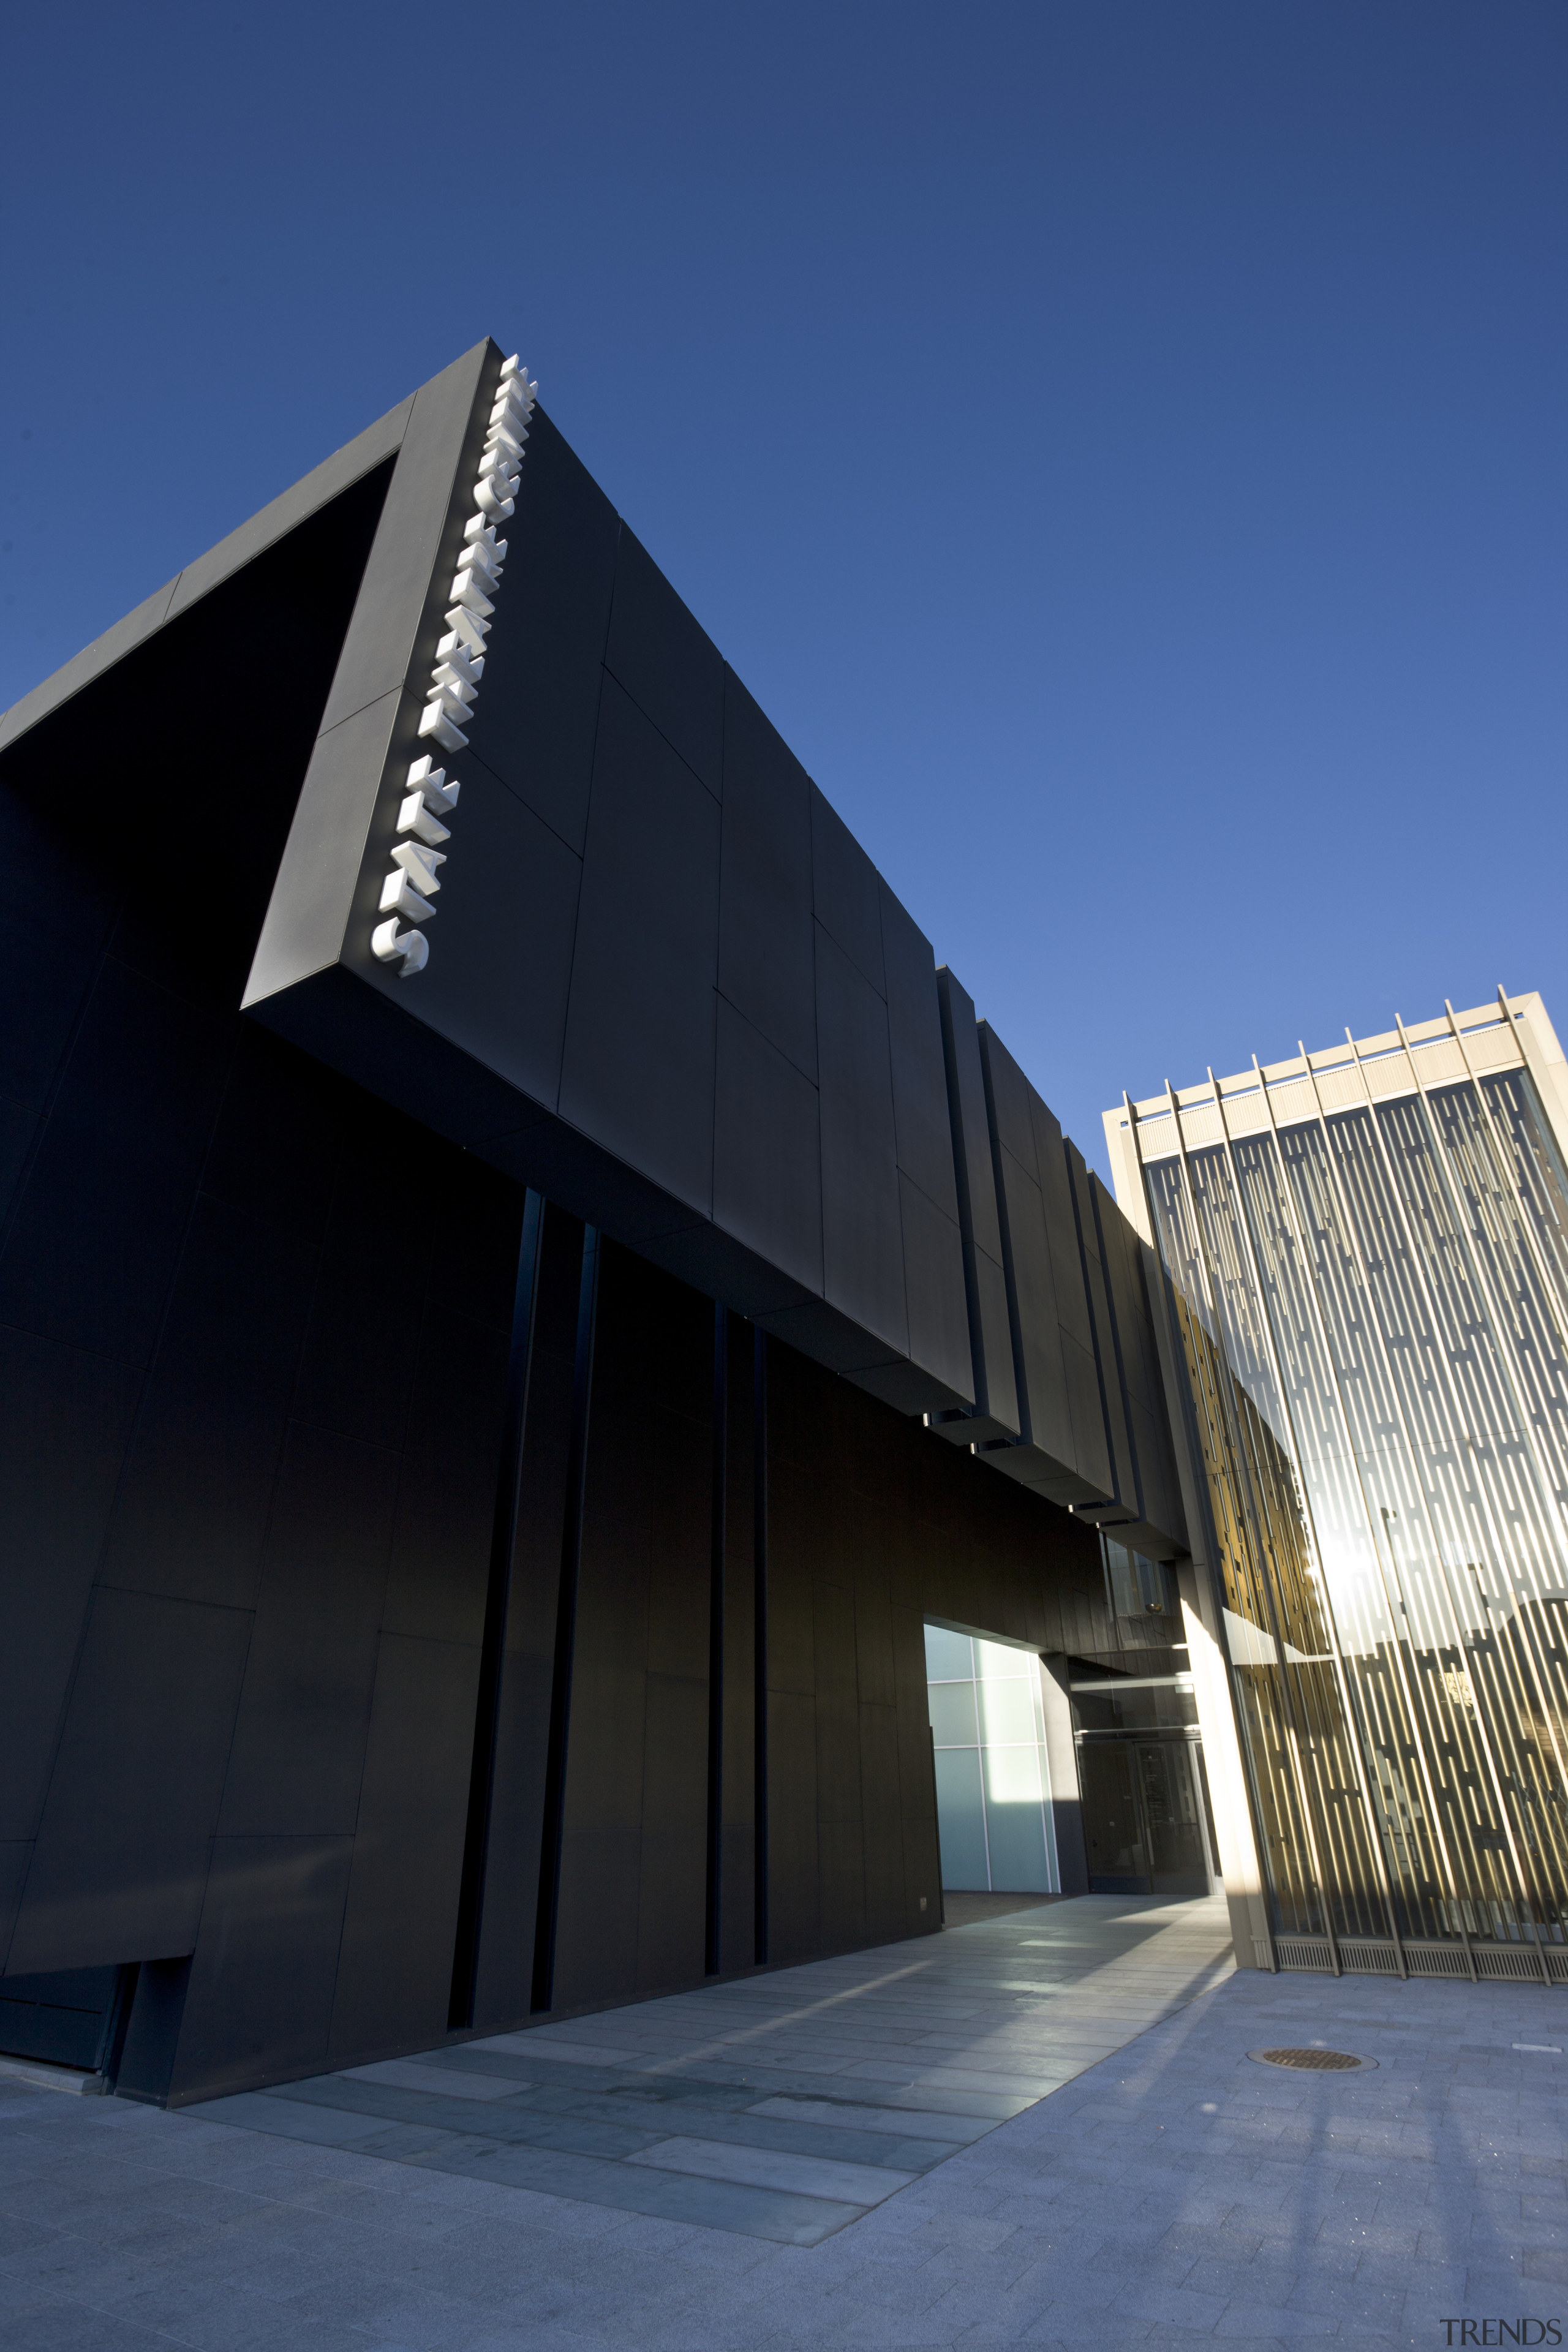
(1070, 1665, 1218, 1898)
(1080, 1738, 1212, 1896)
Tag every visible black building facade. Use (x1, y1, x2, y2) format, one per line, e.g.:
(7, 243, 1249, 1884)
(0, 339, 1188, 2106)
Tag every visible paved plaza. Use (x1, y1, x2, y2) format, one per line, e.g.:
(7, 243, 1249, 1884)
(1, 1893, 1564, 2348)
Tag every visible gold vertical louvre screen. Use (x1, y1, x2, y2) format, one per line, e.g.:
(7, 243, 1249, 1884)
(1142, 1057, 1568, 1969)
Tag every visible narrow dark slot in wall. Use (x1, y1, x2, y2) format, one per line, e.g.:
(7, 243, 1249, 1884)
(1088, 1180, 1145, 1524)
(530, 1226, 601, 2013)
(937, 973, 990, 1413)
(752, 1325, 769, 1966)
(1066, 1148, 1121, 1499)
(704, 1303, 727, 1974)
(448, 1189, 546, 2030)
(977, 1027, 1032, 1444)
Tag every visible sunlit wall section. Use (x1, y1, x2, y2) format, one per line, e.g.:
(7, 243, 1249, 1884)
(1112, 992, 1568, 1977)
(1227, 1126, 1453, 1945)
(1144, 1152, 1387, 1943)
(925, 1627, 1059, 1894)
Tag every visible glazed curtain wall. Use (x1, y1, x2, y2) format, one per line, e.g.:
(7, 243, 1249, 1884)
(1145, 1069, 1568, 1962)
(924, 1628, 1060, 1894)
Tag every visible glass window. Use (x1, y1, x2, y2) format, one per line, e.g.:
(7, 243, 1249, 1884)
(927, 1679, 981, 1747)
(924, 1624, 976, 1681)
(925, 1623, 1058, 1895)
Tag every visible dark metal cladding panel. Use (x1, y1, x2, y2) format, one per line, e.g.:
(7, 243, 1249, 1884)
(0, 1847, 28, 1971)
(979, 1017, 1038, 1182)
(1084, 1170, 1142, 1515)
(879, 885, 960, 1220)
(998, 1145, 1077, 1469)
(1126, 1395, 1186, 1555)
(326, 1632, 478, 2063)
(244, 343, 497, 1006)
(933, 970, 1017, 1438)
(935, 972, 1003, 1265)
(317, 344, 495, 738)
(718, 670, 818, 1082)
(0, 962, 230, 1366)
(634, 1670, 709, 1988)
(557, 677, 722, 1216)
(379, 1306, 513, 1649)
(978, 1025, 1076, 1471)
(764, 1686, 821, 1962)
(1108, 1213, 1171, 1462)
(896, 1171, 973, 1408)
(1066, 1144, 1139, 1510)
(459, 410, 620, 858)
(638, 1216, 818, 1324)
(1022, 1083, 1086, 1469)
(1031, 1093, 1097, 1358)
(551, 1251, 712, 2011)
(1139, 1385, 1188, 1551)
(243, 688, 410, 1005)
(388, 761, 582, 1124)
(712, 998, 823, 1297)
(757, 1296, 900, 1376)
(880, 883, 970, 1402)
(1099, 1202, 1187, 1552)
(288, 1106, 433, 1452)
(7, 1588, 252, 1977)
(0, 1328, 142, 1846)
(0, 804, 118, 1127)
(549, 1575, 648, 2003)
(174, 1836, 355, 2094)
(815, 927, 908, 1358)
(95, 1196, 317, 1614)
(603, 528, 724, 798)
(1060, 1328, 1115, 1501)
(858, 1702, 905, 1933)
(970, 1251, 1020, 1433)
(810, 785, 884, 997)
(214, 1422, 398, 1838)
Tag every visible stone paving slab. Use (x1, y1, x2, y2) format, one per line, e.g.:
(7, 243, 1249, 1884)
(169, 1893, 1231, 2244)
(4, 1896, 1566, 2346)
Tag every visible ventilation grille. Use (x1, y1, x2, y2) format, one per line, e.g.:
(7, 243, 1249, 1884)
(1275, 1937, 1333, 1970)
(1475, 1945, 1550, 1981)
(1338, 1940, 1400, 1975)
(1404, 1943, 1472, 1978)
(1257, 1935, 1566, 1981)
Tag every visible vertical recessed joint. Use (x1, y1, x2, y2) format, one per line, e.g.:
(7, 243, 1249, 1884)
(449, 1189, 546, 2030)
(936, 969, 990, 1420)
(530, 1224, 601, 2015)
(976, 1023, 1031, 1449)
(752, 1324, 769, 1968)
(705, 1302, 728, 1976)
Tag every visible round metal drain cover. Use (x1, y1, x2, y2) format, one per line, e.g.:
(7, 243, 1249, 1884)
(1249, 2046, 1376, 2072)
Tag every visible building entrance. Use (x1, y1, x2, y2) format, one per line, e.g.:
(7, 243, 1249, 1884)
(1079, 1738, 1212, 1896)
(1071, 1665, 1218, 1898)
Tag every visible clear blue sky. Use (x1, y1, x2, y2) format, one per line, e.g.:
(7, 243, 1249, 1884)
(4, 2, 1562, 1182)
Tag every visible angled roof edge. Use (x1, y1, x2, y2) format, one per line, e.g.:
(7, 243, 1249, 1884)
(0, 363, 470, 755)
